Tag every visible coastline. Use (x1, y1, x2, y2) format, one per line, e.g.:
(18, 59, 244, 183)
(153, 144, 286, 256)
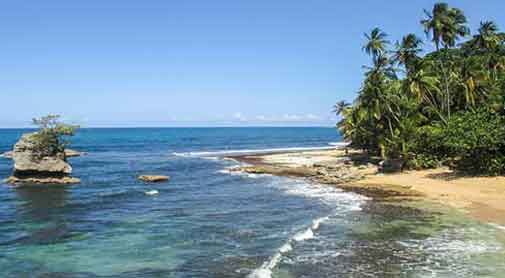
(228, 148, 505, 227)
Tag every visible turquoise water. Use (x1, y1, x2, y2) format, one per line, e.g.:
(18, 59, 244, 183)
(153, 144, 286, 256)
(0, 127, 504, 277)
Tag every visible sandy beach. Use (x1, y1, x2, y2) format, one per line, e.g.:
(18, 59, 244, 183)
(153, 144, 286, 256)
(230, 148, 505, 226)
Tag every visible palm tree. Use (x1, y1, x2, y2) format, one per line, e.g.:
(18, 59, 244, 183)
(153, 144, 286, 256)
(421, 3, 469, 120)
(456, 56, 491, 109)
(421, 3, 448, 51)
(363, 28, 390, 64)
(466, 21, 500, 51)
(333, 100, 351, 116)
(393, 34, 423, 73)
(421, 3, 469, 50)
(441, 7, 470, 49)
(402, 60, 445, 123)
(463, 21, 505, 79)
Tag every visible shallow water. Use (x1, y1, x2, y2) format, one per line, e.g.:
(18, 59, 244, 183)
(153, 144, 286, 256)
(0, 128, 504, 277)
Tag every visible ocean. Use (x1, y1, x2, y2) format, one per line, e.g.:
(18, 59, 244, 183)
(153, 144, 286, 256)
(0, 127, 504, 277)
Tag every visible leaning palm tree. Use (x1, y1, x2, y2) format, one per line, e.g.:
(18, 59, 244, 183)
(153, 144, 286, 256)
(363, 27, 390, 64)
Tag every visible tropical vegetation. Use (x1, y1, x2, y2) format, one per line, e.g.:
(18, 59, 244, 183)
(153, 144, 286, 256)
(336, 3, 505, 175)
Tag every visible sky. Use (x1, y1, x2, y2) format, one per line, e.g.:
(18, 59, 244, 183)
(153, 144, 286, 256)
(1, 0, 504, 127)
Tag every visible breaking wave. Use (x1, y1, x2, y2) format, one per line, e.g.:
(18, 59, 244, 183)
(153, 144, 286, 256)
(173, 142, 348, 158)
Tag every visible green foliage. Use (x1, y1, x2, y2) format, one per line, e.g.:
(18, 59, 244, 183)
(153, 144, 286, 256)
(406, 153, 443, 170)
(337, 2, 505, 175)
(429, 109, 505, 175)
(30, 114, 79, 157)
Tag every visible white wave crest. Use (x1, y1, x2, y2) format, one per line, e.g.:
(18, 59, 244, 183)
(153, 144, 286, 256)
(276, 179, 368, 209)
(173, 143, 347, 158)
(312, 216, 329, 230)
(217, 165, 267, 179)
(145, 190, 159, 196)
(248, 216, 329, 278)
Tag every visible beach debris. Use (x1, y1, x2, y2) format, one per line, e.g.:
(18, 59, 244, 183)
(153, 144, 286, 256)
(138, 175, 170, 183)
(3, 133, 80, 185)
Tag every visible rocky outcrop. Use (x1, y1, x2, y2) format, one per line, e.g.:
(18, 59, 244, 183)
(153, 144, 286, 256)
(1, 149, 83, 159)
(3, 133, 80, 185)
(233, 161, 376, 185)
(138, 175, 170, 183)
(4, 176, 80, 185)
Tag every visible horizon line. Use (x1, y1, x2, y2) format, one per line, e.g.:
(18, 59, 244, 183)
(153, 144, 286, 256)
(0, 125, 336, 129)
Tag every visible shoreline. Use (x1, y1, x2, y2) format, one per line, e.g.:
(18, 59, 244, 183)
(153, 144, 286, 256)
(227, 148, 505, 226)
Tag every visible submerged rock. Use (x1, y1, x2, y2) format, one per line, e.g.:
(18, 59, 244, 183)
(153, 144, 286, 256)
(138, 175, 170, 183)
(3, 133, 80, 185)
(64, 149, 84, 157)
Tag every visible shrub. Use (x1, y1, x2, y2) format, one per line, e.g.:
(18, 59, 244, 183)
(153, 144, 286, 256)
(420, 108, 505, 175)
(30, 114, 79, 157)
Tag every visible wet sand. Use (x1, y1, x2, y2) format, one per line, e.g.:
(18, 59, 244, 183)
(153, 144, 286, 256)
(228, 148, 505, 226)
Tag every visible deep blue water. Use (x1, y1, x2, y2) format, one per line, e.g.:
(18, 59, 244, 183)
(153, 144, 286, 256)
(0, 128, 504, 278)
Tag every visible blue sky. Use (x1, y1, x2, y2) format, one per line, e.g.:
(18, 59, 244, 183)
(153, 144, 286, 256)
(1, 0, 504, 127)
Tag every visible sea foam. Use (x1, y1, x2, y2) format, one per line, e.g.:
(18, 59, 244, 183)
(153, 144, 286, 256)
(145, 190, 159, 196)
(247, 178, 367, 278)
(173, 142, 348, 158)
(247, 216, 330, 278)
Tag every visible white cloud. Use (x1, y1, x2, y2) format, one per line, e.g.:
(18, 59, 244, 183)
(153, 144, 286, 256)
(233, 112, 247, 121)
(252, 113, 323, 123)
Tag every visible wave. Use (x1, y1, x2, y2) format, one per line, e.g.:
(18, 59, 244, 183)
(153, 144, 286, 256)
(216, 166, 267, 179)
(248, 216, 329, 278)
(247, 178, 367, 278)
(277, 179, 368, 208)
(173, 142, 349, 158)
(145, 190, 159, 196)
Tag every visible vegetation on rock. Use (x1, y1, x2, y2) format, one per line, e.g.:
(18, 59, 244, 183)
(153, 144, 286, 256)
(336, 3, 505, 175)
(30, 114, 79, 158)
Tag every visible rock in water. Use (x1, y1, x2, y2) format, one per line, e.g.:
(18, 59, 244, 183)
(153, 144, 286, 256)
(3, 133, 80, 185)
(1, 149, 83, 159)
(12, 133, 72, 174)
(4, 176, 80, 185)
(64, 149, 84, 157)
(138, 175, 170, 183)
